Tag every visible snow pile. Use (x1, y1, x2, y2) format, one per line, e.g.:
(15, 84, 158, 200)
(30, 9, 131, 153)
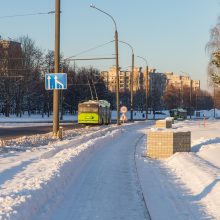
(0, 125, 122, 220)
(165, 150, 220, 219)
(0, 125, 110, 152)
(136, 119, 220, 219)
(0, 114, 77, 123)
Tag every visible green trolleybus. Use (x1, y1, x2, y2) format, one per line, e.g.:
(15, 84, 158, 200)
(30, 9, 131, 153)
(169, 108, 187, 120)
(78, 100, 111, 125)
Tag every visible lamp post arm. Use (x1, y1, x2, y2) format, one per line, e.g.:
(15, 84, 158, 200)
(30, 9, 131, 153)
(118, 40, 134, 121)
(137, 55, 147, 66)
(119, 40, 134, 54)
(90, 4, 117, 31)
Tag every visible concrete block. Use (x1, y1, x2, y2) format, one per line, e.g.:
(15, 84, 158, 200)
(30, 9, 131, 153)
(155, 120, 172, 128)
(147, 130, 191, 159)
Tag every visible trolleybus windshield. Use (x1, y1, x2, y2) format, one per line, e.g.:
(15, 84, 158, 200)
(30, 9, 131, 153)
(78, 104, 99, 113)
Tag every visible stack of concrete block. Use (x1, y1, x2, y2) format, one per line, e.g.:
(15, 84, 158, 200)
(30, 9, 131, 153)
(165, 117, 174, 124)
(147, 130, 191, 159)
(155, 119, 172, 128)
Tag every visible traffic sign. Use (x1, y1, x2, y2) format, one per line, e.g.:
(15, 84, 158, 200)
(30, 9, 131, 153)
(120, 106, 127, 113)
(45, 73, 67, 90)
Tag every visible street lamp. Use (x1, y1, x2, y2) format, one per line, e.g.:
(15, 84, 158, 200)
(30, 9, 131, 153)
(137, 56, 148, 120)
(90, 4, 120, 125)
(181, 71, 192, 119)
(214, 84, 216, 118)
(119, 40, 134, 121)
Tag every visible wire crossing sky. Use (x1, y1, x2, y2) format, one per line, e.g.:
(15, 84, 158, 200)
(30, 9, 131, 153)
(0, 0, 220, 90)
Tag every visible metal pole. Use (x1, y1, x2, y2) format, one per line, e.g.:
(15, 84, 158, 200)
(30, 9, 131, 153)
(137, 56, 148, 119)
(214, 84, 216, 118)
(115, 30, 120, 125)
(60, 64, 64, 120)
(130, 53, 134, 121)
(53, 0, 60, 137)
(118, 40, 134, 121)
(189, 78, 192, 119)
(90, 4, 120, 125)
(146, 65, 149, 120)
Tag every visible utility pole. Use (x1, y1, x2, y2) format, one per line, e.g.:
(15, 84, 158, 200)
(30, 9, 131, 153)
(115, 30, 120, 125)
(90, 4, 120, 125)
(214, 84, 216, 118)
(53, 0, 60, 137)
(131, 53, 134, 121)
(145, 65, 149, 120)
(60, 64, 64, 121)
(118, 40, 134, 121)
(137, 56, 148, 119)
(189, 78, 192, 119)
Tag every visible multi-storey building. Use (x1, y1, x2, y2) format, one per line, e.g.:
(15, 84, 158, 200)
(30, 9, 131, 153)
(101, 66, 146, 93)
(165, 72, 200, 91)
(0, 39, 22, 76)
(0, 39, 23, 116)
(101, 67, 200, 107)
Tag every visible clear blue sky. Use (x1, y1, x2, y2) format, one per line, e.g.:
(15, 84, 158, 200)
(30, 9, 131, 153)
(0, 0, 220, 90)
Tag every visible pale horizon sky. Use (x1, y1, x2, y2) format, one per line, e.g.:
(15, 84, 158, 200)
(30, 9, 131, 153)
(0, 0, 220, 90)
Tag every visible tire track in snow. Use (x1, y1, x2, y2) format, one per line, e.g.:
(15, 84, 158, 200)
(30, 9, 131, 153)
(134, 134, 152, 220)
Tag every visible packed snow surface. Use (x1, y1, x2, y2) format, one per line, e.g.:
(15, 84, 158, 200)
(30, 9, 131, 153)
(0, 118, 220, 219)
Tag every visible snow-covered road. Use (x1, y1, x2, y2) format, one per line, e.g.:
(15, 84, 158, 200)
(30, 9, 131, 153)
(36, 122, 150, 220)
(1, 119, 220, 219)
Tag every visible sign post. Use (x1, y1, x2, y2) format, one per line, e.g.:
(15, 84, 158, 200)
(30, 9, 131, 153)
(120, 106, 127, 123)
(45, 73, 67, 138)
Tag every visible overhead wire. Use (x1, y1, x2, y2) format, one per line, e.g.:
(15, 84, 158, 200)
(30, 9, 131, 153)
(64, 40, 114, 61)
(0, 11, 55, 19)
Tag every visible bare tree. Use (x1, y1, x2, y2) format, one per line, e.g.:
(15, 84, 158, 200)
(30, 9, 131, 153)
(162, 84, 179, 110)
(17, 35, 44, 116)
(206, 17, 220, 85)
(0, 40, 23, 116)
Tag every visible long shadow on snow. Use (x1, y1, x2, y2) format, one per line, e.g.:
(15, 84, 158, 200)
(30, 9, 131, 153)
(192, 137, 220, 152)
(0, 159, 36, 186)
(189, 179, 220, 202)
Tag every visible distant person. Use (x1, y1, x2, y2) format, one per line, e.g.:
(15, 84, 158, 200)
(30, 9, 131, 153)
(142, 113, 145, 118)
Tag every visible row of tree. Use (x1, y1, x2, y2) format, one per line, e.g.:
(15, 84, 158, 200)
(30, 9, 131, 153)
(0, 36, 215, 117)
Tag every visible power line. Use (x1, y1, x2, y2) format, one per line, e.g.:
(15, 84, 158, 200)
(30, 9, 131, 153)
(64, 40, 114, 60)
(0, 40, 114, 62)
(0, 11, 55, 19)
(66, 57, 115, 61)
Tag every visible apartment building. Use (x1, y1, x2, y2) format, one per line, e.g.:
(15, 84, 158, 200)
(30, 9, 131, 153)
(0, 39, 22, 76)
(101, 67, 200, 101)
(101, 66, 146, 93)
(165, 72, 200, 91)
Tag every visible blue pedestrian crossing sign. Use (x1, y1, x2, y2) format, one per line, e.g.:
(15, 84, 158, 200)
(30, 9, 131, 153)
(45, 73, 67, 90)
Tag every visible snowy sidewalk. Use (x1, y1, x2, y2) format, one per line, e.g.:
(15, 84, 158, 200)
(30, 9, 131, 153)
(0, 122, 150, 220)
(35, 122, 150, 220)
(136, 120, 220, 220)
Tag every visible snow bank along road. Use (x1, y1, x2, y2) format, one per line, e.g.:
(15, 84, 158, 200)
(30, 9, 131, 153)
(0, 122, 151, 220)
(1, 120, 220, 219)
(137, 120, 220, 220)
